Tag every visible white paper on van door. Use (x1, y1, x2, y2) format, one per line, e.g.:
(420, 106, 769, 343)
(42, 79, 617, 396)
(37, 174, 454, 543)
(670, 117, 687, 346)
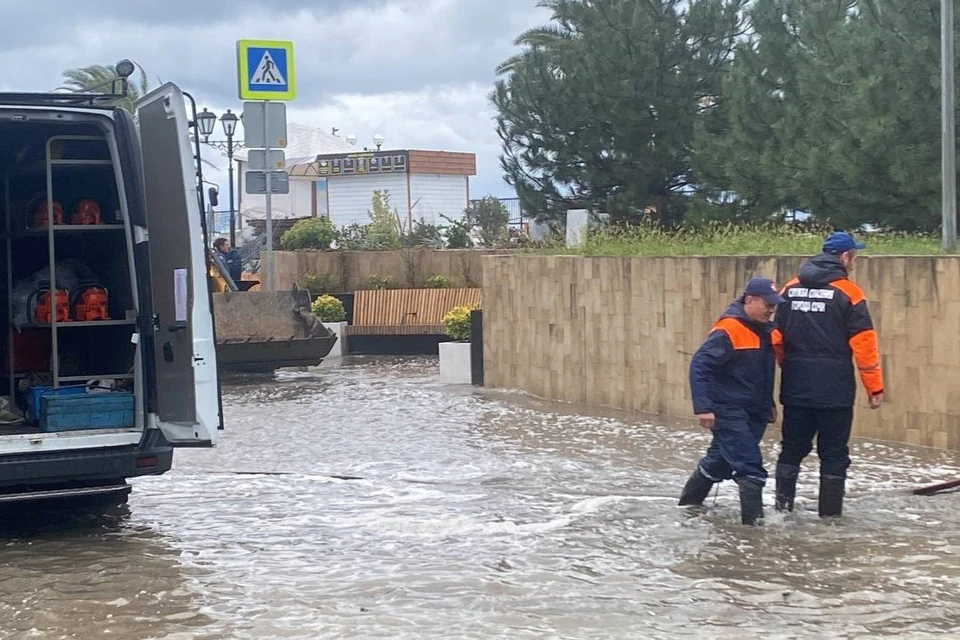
(174, 268, 188, 322)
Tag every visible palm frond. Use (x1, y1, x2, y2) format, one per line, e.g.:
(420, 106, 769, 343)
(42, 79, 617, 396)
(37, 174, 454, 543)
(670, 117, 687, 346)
(59, 63, 151, 115)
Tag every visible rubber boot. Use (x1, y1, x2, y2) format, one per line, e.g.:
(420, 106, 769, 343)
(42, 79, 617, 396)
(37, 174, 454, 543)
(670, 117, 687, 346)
(819, 474, 845, 517)
(737, 478, 764, 525)
(678, 469, 715, 506)
(775, 463, 800, 513)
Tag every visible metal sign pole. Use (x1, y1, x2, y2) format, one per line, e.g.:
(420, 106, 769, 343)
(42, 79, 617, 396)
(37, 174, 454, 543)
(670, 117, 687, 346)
(943, 0, 957, 252)
(237, 39, 294, 289)
(264, 101, 274, 292)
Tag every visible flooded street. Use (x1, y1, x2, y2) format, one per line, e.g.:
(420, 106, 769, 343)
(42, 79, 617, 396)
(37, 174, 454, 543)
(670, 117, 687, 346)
(2, 357, 960, 639)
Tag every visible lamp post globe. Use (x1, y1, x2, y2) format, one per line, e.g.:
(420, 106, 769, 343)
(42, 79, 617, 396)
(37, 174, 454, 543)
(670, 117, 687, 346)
(220, 109, 239, 137)
(197, 108, 217, 140)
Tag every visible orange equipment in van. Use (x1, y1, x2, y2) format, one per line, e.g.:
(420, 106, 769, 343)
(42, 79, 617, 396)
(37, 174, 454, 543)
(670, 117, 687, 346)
(32, 288, 70, 324)
(32, 200, 64, 228)
(70, 199, 102, 225)
(72, 283, 110, 321)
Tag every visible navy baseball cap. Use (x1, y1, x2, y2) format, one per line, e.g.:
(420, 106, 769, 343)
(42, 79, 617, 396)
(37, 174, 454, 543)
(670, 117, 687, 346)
(743, 277, 785, 305)
(822, 231, 866, 254)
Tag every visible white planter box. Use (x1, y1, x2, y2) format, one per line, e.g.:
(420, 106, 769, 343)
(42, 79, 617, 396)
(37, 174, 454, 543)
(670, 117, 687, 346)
(322, 321, 348, 357)
(439, 341, 472, 384)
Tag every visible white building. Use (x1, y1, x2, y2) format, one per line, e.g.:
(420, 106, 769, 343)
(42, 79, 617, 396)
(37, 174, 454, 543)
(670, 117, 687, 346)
(236, 124, 477, 231)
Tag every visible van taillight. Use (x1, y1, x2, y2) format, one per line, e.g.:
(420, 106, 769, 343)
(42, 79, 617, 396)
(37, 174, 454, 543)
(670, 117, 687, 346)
(136, 456, 158, 468)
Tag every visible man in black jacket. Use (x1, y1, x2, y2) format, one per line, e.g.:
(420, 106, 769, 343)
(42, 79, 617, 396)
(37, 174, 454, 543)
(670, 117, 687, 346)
(774, 231, 885, 518)
(680, 277, 785, 525)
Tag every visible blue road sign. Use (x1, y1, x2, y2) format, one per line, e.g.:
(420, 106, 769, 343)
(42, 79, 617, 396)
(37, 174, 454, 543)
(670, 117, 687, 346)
(236, 39, 296, 101)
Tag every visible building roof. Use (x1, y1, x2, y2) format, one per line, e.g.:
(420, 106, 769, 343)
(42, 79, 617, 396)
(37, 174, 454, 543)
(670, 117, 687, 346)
(287, 149, 476, 178)
(235, 123, 355, 167)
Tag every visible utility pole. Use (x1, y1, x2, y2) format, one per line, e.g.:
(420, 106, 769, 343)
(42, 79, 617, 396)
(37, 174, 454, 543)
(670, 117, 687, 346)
(943, 0, 957, 252)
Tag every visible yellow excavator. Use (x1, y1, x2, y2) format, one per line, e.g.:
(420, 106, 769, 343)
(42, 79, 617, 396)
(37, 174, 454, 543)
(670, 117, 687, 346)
(206, 241, 336, 374)
(207, 249, 259, 293)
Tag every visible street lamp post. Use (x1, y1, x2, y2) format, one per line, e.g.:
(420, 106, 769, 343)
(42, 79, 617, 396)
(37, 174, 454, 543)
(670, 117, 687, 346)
(196, 108, 244, 248)
(220, 110, 239, 248)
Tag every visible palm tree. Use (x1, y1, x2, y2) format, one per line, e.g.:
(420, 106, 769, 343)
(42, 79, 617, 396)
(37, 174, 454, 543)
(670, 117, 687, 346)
(495, 0, 583, 75)
(59, 62, 221, 174)
(60, 63, 150, 114)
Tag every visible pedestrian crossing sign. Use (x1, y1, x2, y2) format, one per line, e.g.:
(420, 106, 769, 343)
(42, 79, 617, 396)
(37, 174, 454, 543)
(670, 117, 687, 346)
(236, 39, 296, 101)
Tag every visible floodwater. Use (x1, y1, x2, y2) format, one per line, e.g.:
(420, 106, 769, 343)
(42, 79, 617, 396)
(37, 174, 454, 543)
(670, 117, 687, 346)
(2, 357, 960, 639)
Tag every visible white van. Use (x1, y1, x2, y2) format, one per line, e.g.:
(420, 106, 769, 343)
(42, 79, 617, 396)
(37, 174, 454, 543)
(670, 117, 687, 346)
(0, 82, 222, 503)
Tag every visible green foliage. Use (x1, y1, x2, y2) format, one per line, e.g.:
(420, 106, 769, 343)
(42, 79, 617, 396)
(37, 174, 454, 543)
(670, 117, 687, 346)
(529, 222, 942, 257)
(493, 0, 957, 234)
(366, 190, 402, 249)
(442, 305, 477, 342)
(334, 223, 374, 250)
(404, 219, 445, 249)
(466, 196, 510, 247)
(365, 274, 395, 290)
(301, 273, 336, 297)
(426, 275, 453, 289)
(311, 295, 346, 323)
(440, 214, 472, 248)
(61, 62, 150, 115)
(693, 0, 947, 231)
(492, 0, 748, 226)
(280, 217, 336, 250)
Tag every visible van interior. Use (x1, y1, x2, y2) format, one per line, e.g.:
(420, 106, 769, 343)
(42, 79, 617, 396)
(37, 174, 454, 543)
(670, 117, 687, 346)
(0, 118, 140, 440)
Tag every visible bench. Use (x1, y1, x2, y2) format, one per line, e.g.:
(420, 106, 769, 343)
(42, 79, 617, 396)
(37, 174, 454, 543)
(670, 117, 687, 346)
(346, 288, 482, 336)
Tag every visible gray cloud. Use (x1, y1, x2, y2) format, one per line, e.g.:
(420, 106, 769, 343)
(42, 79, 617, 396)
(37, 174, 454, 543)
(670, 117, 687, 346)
(0, 0, 552, 197)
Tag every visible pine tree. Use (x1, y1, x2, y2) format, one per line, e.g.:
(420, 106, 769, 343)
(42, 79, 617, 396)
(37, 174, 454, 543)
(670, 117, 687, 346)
(492, 0, 749, 226)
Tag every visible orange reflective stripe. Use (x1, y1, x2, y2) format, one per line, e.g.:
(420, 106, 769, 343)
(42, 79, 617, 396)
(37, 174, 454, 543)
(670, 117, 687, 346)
(830, 278, 866, 306)
(849, 329, 884, 395)
(780, 277, 799, 295)
(771, 328, 784, 365)
(712, 317, 760, 350)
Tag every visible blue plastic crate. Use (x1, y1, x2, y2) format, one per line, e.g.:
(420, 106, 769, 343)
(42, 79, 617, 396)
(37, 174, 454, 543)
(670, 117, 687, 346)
(26, 385, 86, 421)
(39, 392, 135, 432)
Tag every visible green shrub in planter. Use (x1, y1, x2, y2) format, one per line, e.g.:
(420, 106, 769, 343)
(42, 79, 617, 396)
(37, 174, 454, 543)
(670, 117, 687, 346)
(426, 274, 452, 289)
(301, 273, 336, 297)
(443, 305, 476, 342)
(280, 217, 336, 250)
(311, 295, 346, 322)
(366, 274, 395, 290)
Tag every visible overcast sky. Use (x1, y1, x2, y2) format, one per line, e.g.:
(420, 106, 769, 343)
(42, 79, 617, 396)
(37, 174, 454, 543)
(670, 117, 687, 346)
(0, 0, 551, 200)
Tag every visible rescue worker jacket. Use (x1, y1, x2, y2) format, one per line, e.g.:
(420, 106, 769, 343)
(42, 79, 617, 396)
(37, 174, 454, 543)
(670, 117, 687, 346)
(776, 253, 884, 409)
(689, 301, 780, 417)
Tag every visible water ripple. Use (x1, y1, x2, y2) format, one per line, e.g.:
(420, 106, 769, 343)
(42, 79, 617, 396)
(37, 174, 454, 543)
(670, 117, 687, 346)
(1, 356, 958, 639)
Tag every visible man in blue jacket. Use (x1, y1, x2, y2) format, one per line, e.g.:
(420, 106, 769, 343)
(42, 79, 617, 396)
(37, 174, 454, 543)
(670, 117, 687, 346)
(213, 237, 243, 285)
(679, 277, 785, 525)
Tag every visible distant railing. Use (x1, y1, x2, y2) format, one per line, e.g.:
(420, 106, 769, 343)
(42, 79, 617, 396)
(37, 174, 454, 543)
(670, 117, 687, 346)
(469, 197, 526, 227)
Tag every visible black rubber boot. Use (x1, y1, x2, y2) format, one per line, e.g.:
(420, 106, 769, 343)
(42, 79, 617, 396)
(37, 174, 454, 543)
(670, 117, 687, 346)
(819, 474, 845, 517)
(737, 478, 765, 525)
(678, 469, 715, 506)
(775, 463, 800, 513)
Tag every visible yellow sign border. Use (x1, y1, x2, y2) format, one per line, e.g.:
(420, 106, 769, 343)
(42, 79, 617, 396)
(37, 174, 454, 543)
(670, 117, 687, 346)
(237, 39, 296, 101)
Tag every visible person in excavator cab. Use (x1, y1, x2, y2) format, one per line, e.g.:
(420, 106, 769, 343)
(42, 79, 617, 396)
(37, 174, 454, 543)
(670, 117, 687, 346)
(212, 237, 243, 284)
(773, 231, 884, 518)
(679, 277, 785, 526)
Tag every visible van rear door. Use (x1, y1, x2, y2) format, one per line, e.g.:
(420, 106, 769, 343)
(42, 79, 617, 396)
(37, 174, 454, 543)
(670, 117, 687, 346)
(137, 83, 222, 446)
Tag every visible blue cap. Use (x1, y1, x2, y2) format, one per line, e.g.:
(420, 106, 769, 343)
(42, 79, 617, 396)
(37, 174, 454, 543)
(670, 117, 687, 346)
(743, 277, 785, 305)
(822, 231, 866, 255)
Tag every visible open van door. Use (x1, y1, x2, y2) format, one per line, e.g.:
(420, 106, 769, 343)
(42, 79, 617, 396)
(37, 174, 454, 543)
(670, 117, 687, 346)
(137, 83, 222, 446)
